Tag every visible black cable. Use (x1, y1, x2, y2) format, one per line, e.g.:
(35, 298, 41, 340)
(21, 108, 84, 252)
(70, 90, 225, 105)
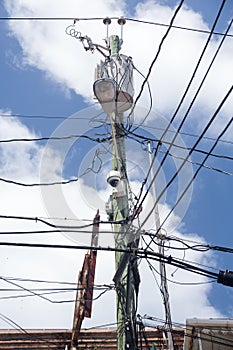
(0, 276, 113, 304)
(2, 131, 232, 161)
(0, 214, 97, 229)
(128, 0, 185, 129)
(131, 0, 230, 220)
(158, 148, 233, 177)
(146, 258, 215, 286)
(0, 229, 116, 235)
(1, 143, 232, 188)
(2, 276, 76, 285)
(0, 134, 109, 144)
(142, 315, 233, 349)
(0, 176, 79, 187)
(1, 16, 232, 38)
(126, 132, 233, 162)
(0, 241, 220, 280)
(127, 64, 153, 130)
(139, 84, 233, 236)
(140, 124, 233, 146)
(0, 313, 71, 348)
(1, 113, 232, 146)
(149, 112, 233, 250)
(0, 276, 55, 304)
(140, 253, 218, 280)
(166, 235, 233, 256)
(125, 17, 233, 38)
(0, 213, 127, 229)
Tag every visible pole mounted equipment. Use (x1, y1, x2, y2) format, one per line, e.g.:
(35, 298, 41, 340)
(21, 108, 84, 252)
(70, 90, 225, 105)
(103, 17, 111, 43)
(118, 16, 126, 47)
(67, 19, 139, 350)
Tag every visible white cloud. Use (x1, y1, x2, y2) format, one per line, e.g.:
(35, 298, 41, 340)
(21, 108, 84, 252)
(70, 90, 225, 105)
(1, 0, 228, 330)
(0, 110, 223, 329)
(4, 0, 233, 125)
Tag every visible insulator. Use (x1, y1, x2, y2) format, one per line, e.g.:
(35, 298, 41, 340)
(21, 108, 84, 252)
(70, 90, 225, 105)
(118, 17, 126, 25)
(103, 17, 111, 25)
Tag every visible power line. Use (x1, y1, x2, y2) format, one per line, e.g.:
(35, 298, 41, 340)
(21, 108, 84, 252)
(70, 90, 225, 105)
(150, 112, 233, 250)
(141, 315, 233, 349)
(140, 84, 233, 239)
(0, 134, 109, 144)
(126, 17, 233, 38)
(0, 214, 125, 229)
(154, 233, 233, 256)
(0, 241, 220, 279)
(131, 2, 230, 224)
(146, 257, 215, 286)
(128, 0, 185, 129)
(0, 229, 115, 235)
(1, 132, 232, 162)
(1, 148, 232, 189)
(0, 176, 79, 187)
(0, 16, 232, 38)
(1, 113, 232, 146)
(127, 132, 233, 161)
(1, 275, 77, 286)
(0, 113, 90, 120)
(158, 148, 233, 177)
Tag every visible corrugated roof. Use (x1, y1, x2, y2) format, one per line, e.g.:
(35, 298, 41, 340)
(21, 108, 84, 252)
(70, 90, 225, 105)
(184, 318, 233, 350)
(0, 327, 184, 349)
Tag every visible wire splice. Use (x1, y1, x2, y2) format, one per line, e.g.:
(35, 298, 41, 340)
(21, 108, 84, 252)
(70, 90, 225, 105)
(217, 270, 233, 287)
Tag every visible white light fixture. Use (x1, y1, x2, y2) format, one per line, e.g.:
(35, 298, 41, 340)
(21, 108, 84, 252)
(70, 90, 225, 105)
(93, 78, 118, 113)
(93, 77, 133, 113)
(93, 77, 116, 101)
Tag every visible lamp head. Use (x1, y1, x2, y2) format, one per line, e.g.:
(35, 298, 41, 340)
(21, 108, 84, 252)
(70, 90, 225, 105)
(93, 78, 117, 103)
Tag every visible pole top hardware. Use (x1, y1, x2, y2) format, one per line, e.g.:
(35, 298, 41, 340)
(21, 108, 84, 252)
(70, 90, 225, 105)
(118, 17, 126, 25)
(103, 17, 112, 25)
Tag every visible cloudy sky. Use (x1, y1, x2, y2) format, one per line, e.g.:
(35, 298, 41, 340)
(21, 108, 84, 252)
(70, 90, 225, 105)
(0, 0, 233, 332)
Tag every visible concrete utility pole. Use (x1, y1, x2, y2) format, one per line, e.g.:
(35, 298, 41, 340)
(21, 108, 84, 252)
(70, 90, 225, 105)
(148, 142, 174, 350)
(93, 23, 139, 349)
(108, 35, 138, 350)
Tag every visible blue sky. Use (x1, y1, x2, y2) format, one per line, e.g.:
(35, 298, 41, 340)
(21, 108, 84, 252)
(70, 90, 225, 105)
(0, 0, 232, 330)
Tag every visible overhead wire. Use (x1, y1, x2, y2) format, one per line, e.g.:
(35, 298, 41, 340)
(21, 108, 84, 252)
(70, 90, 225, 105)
(0, 134, 109, 144)
(146, 257, 215, 286)
(157, 147, 233, 177)
(0, 313, 71, 348)
(0, 213, 131, 231)
(140, 84, 233, 243)
(126, 132, 233, 161)
(141, 315, 233, 349)
(0, 240, 221, 280)
(0, 276, 114, 304)
(126, 63, 153, 130)
(1, 132, 232, 160)
(0, 2, 231, 334)
(0, 112, 232, 146)
(154, 233, 233, 256)
(125, 17, 233, 38)
(0, 138, 232, 188)
(0, 176, 79, 187)
(147, 104, 233, 251)
(131, 2, 231, 225)
(0, 16, 232, 38)
(128, 0, 185, 131)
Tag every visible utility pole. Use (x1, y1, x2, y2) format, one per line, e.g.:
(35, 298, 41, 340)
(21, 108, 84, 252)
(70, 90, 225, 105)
(108, 34, 138, 350)
(93, 24, 139, 349)
(67, 21, 138, 349)
(148, 141, 174, 350)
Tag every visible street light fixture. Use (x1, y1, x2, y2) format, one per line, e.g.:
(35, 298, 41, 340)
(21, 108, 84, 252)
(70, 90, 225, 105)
(93, 77, 133, 113)
(93, 78, 117, 113)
